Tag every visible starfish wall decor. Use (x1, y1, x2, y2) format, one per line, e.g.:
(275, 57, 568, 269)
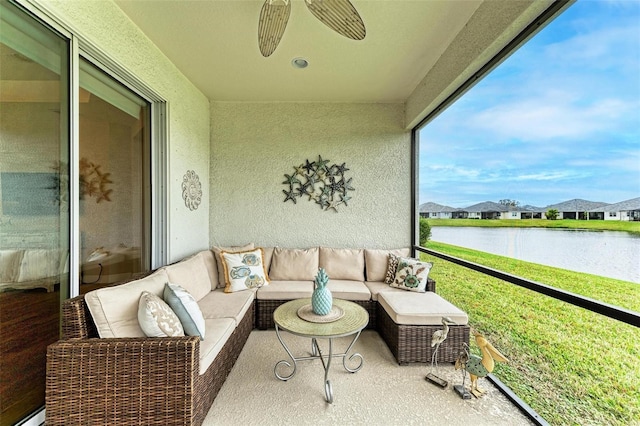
(79, 157, 113, 203)
(282, 155, 354, 212)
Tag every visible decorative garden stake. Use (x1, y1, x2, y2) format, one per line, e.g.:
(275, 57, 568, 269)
(311, 268, 332, 315)
(455, 332, 508, 398)
(454, 344, 473, 400)
(426, 317, 456, 388)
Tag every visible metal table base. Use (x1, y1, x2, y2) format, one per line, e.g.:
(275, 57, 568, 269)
(274, 324, 364, 403)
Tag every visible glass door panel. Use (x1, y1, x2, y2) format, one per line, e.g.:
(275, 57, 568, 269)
(0, 1, 69, 423)
(78, 59, 150, 292)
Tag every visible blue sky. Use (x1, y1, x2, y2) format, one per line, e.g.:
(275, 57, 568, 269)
(418, 0, 640, 208)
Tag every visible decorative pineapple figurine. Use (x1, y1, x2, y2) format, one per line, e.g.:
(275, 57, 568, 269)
(312, 268, 332, 315)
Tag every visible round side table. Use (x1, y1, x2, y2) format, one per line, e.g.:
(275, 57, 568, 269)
(273, 298, 369, 403)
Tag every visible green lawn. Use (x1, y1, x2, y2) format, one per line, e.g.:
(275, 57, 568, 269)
(427, 218, 640, 235)
(421, 241, 640, 426)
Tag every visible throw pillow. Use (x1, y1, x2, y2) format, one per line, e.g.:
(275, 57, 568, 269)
(390, 257, 433, 292)
(221, 248, 270, 293)
(164, 283, 206, 339)
(211, 243, 255, 288)
(364, 248, 410, 282)
(138, 291, 185, 337)
(384, 253, 402, 284)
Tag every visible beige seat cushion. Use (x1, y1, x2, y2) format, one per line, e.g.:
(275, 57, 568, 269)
(199, 318, 235, 375)
(211, 243, 255, 287)
(162, 253, 211, 302)
(378, 291, 468, 326)
(364, 248, 410, 282)
(364, 280, 402, 301)
(198, 288, 255, 324)
(319, 247, 365, 281)
(269, 247, 318, 281)
(326, 280, 371, 301)
(85, 269, 169, 338)
(256, 280, 314, 300)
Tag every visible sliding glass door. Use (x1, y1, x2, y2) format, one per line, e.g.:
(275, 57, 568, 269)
(0, 1, 69, 423)
(78, 59, 150, 292)
(0, 2, 155, 423)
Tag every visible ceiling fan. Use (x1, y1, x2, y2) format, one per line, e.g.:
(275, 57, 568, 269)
(258, 0, 366, 57)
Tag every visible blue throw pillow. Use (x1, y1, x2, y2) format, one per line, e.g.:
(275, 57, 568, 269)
(163, 282, 206, 339)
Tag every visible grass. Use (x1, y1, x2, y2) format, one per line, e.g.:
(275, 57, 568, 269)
(421, 241, 640, 426)
(426, 219, 640, 235)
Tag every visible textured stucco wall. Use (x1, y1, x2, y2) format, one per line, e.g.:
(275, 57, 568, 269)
(29, 0, 211, 263)
(210, 102, 411, 250)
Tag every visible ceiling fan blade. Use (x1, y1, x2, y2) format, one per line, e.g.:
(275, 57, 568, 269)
(258, 0, 291, 57)
(305, 0, 366, 41)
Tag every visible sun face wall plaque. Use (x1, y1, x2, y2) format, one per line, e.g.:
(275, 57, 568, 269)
(282, 155, 354, 212)
(182, 170, 202, 211)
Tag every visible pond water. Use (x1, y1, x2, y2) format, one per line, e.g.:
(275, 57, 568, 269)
(430, 227, 640, 283)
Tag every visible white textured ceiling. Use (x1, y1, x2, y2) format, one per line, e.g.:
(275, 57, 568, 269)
(113, 1, 553, 108)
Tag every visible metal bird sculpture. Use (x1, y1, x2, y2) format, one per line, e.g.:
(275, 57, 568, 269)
(258, 0, 366, 57)
(426, 317, 456, 387)
(455, 331, 509, 398)
(431, 317, 456, 369)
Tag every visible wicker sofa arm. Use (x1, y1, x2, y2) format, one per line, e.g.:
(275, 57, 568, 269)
(46, 336, 201, 425)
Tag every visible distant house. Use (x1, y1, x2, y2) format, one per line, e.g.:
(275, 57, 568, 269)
(418, 202, 457, 219)
(544, 199, 609, 220)
(519, 205, 544, 219)
(451, 208, 469, 219)
(420, 201, 541, 219)
(419, 198, 638, 220)
(464, 201, 509, 219)
(592, 197, 640, 221)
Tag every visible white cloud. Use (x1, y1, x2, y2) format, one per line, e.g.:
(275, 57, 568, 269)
(465, 95, 635, 142)
(513, 170, 591, 181)
(418, 1, 640, 207)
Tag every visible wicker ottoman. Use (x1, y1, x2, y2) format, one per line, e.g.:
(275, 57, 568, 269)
(377, 291, 470, 365)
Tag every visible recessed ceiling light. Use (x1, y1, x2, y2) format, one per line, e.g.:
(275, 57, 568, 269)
(291, 57, 309, 69)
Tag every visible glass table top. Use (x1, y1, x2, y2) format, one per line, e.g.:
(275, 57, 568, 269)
(273, 298, 369, 338)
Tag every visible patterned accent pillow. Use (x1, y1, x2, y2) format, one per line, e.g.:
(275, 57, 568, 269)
(164, 283, 206, 340)
(390, 257, 433, 292)
(384, 253, 401, 284)
(138, 291, 185, 337)
(211, 243, 255, 288)
(221, 248, 270, 293)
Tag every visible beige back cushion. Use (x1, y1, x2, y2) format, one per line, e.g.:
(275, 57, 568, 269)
(0, 250, 23, 282)
(85, 269, 169, 338)
(211, 243, 255, 288)
(261, 247, 275, 273)
(364, 248, 411, 282)
(199, 250, 219, 290)
(319, 247, 364, 281)
(18, 248, 64, 282)
(163, 253, 212, 301)
(269, 247, 319, 281)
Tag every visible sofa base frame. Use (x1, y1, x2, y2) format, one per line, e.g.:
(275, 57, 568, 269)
(46, 296, 254, 426)
(376, 303, 470, 364)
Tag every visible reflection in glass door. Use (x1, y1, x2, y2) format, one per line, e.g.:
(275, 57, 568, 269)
(0, 2, 69, 424)
(78, 59, 150, 293)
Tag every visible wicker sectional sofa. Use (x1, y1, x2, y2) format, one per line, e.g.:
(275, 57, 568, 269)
(46, 245, 469, 425)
